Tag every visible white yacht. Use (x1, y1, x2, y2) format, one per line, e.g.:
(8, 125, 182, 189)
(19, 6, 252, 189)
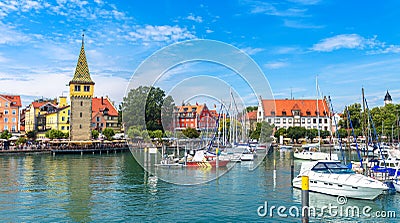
(294, 149, 339, 161)
(293, 160, 388, 200)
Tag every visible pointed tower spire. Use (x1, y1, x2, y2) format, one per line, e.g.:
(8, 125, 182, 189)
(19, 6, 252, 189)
(69, 31, 94, 85)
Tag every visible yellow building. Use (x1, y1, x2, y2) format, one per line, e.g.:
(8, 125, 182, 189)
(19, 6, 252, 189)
(24, 97, 70, 138)
(44, 97, 70, 135)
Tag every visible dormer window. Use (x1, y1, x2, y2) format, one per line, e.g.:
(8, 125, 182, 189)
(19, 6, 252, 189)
(74, 85, 81, 92)
(271, 111, 275, 116)
(282, 111, 287, 116)
(306, 111, 311, 116)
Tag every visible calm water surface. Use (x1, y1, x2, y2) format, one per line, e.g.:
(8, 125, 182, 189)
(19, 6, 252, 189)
(0, 150, 399, 222)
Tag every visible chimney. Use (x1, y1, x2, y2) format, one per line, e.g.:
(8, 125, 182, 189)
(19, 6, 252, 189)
(101, 96, 104, 105)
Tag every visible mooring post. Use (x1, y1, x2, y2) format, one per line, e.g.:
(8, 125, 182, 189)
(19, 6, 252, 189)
(302, 176, 309, 223)
(290, 156, 294, 185)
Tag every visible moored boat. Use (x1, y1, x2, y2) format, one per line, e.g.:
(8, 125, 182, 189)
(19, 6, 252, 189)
(293, 160, 388, 200)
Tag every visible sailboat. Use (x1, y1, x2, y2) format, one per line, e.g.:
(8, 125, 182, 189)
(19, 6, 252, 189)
(294, 76, 338, 161)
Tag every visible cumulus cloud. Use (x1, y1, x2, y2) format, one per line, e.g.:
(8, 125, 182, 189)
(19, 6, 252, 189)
(312, 34, 400, 54)
(127, 25, 195, 44)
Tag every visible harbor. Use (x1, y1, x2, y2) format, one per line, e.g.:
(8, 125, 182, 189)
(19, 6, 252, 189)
(0, 149, 398, 222)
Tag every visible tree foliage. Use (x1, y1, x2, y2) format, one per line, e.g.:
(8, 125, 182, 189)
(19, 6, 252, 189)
(246, 106, 258, 112)
(287, 127, 306, 143)
(102, 128, 115, 141)
(182, 127, 200, 138)
(26, 131, 36, 140)
(122, 86, 175, 132)
(45, 129, 67, 139)
(92, 130, 99, 139)
(274, 128, 287, 138)
(0, 130, 12, 139)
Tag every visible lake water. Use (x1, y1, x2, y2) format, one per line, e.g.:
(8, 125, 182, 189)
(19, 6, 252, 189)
(0, 149, 399, 222)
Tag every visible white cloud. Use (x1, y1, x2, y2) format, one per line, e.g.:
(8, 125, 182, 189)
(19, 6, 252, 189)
(312, 34, 365, 52)
(205, 29, 213, 34)
(288, 0, 320, 5)
(245, 0, 307, 17)
(312, 34, 400, 54)
(0, 22, 30, 45)
(127, 25, 195, 44)
(284, 19, 324, 29)
(264, 61, 288, 69)
(241, 47, 264, 55)
(187, 14, 203, 23)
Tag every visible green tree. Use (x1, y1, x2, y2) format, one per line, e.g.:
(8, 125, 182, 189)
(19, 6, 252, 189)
(287, 127, 306, 143)
(274, 128, 287, 138)
(306, 129, 318, 142)
(246, 106, 258, 112)
(161, 95, 175, 131)
(26, 131, 36, 140)
(182, 127, 200, 138)
(16, 137, 27, 145)
(250, 122, 261, 140)
(45, 129, 66, 139)
(259, 121, 274, 143)
(92, 130, 99, 139)
(122, 86, 175, 132)
(0, 130, 12, 139)
(103, 128, 115, 141)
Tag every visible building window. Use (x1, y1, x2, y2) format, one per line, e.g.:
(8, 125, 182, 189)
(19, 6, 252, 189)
(283, 118, 286, 124)
(307, 118, 311, 123)
(12, 110, 16, 115)
(67, 126, 69, 130)
(74, 85, 81, 91)
(301, 118, 305, 124)
(319, 118, 322, 123)
(267, 118, 271, 123)
(324, 119, 328, 124)
(96, 117, 100, 122)
(79, 124, 82, 129)
(282, 111, 287, 116)
(84, 85, 90, 92)
(80, 101, 83, 106)
(61, 126, 65, 130)
(4, 110, 8, 115)
(313, 119, 316, 124)
(62, 117, 65, 121)
(4, 118, 8, 123)
(12, 125, 16, 132)
(5, 102, 8, 107)
(12, 118, 16, 123)
(4, 126, 8, 130)
(80, 112, 82, 117)
(271, 111, 275, 116)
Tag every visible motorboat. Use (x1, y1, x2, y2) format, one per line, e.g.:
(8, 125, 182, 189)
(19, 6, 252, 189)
(279, 145, 293, 150)
(293, 160, 388, 200)
(232, 143, 256, 161)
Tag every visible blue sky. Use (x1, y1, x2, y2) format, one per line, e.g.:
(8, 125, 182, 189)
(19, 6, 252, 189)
(1, 0, 400, 113)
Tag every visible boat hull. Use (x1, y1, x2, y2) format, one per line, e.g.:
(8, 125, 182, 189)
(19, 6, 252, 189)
(393, 180, 400, 193)
(294, 151, 338, 161)
(186, 159, 230, 168)
(293, 174, 386, 200)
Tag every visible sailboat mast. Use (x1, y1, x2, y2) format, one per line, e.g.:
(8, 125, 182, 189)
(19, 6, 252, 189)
(316, 76, 321, 146)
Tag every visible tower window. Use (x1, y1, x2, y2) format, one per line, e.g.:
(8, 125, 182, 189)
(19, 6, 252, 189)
(80, 101, 83, 106)
(74, 85, 81, 91)
(80, 112, 82, 117)
(84, 86, 90, 92)
(79, 124, 82, 129)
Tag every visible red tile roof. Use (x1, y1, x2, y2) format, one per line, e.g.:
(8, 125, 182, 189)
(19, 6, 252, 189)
(0, 95, 22, 107)
(177, 104, 205, 115)
(32, 101, 47, 108)
(92, 97, 118, 116)
(247, 111, 258, 120)
(262, 99, 330, 117)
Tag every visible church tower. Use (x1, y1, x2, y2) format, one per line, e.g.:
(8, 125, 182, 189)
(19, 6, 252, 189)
(69, 34, 95, 141)
(384, 90, 392, 106)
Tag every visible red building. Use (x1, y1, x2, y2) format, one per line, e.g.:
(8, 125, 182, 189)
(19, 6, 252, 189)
(0, 95, 22, 133)
(174, 104, 217, 130)
(91, 97, 120, 133)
